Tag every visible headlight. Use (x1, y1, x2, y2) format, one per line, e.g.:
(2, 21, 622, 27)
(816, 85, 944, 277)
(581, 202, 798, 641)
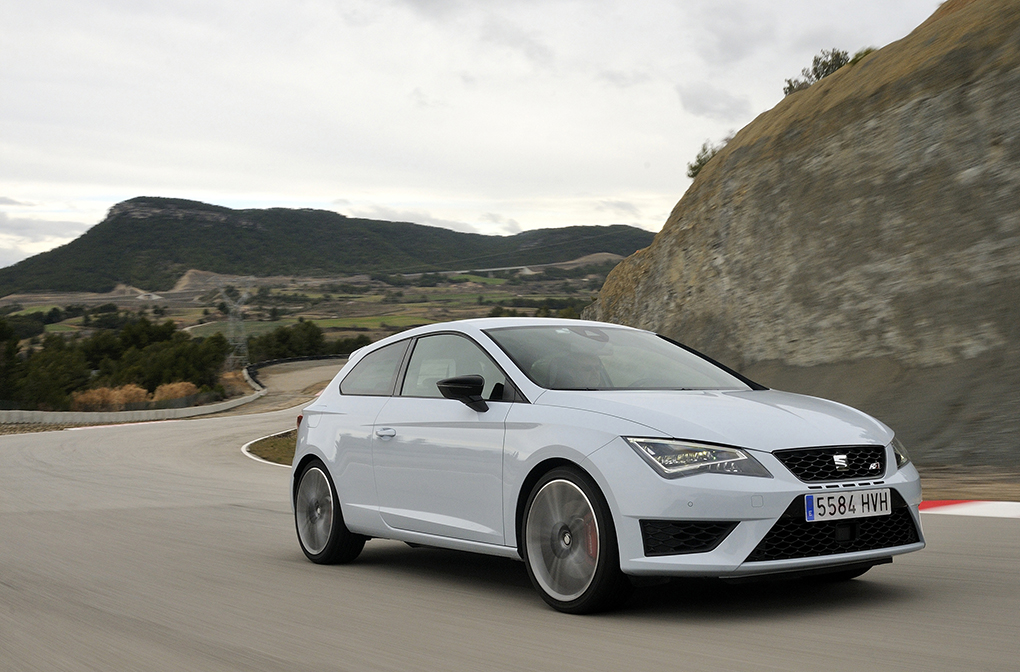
(624, 437, 772, 479)
(892, 437, 911, 470)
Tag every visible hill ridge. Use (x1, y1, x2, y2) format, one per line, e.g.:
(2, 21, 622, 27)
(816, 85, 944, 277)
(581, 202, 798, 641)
(0, 197, 654, 295)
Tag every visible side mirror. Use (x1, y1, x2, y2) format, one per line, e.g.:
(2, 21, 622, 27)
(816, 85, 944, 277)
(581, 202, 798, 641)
(436, 374, 489, 412)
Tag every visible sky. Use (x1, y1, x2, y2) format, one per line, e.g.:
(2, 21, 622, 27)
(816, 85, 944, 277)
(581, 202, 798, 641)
(0, 0, 941, 269)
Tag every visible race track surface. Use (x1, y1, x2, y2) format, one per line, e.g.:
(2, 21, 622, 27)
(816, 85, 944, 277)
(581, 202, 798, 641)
(1, 409, 1017, 671)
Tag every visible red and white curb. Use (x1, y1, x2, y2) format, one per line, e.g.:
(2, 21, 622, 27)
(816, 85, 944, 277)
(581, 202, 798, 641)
(919, 500, 1020, 518)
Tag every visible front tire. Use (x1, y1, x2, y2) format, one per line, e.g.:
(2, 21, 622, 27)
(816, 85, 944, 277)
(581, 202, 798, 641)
(522, 467, 630, 613)
(294, 459, 365, 564)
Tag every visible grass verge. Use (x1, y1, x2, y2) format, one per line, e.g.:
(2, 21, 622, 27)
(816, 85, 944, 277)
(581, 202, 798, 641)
(247, 429, 296, 465)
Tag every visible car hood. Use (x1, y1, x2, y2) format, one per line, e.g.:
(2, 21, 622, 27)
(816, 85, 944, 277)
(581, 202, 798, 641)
(532, 389, 892, 452)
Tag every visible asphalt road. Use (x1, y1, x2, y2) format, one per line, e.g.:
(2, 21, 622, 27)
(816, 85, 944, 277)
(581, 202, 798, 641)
(1, 409, 1018, 672)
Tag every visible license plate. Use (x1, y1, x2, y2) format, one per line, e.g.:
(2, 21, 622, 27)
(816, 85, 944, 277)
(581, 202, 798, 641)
(805, 489, 891, 522)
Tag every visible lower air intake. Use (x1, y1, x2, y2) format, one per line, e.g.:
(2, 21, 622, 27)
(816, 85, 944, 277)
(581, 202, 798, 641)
(640, 520, 738, 557)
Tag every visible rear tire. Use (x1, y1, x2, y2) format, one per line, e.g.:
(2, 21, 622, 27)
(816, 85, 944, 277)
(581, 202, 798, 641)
(294, 459, 365, 564)
(521, 466, 630, 614)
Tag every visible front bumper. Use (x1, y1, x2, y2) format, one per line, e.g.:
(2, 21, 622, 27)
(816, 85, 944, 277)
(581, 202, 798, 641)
(583, 438, 926, 577)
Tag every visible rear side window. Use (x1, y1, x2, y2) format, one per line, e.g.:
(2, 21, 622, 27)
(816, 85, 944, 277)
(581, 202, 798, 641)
(339, 340, 409, 396)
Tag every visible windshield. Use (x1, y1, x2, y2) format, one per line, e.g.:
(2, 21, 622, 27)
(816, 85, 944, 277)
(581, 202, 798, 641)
(484, 325, 751, 391)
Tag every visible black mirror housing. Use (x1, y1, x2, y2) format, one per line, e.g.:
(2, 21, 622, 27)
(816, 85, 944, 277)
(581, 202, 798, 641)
(436, 375, 489, 412)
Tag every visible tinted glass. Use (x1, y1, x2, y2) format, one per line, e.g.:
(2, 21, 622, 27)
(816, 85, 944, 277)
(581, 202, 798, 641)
(339, 340, 409, 396)
(400, 333, 510, 400)
(484, 325, 750, 391)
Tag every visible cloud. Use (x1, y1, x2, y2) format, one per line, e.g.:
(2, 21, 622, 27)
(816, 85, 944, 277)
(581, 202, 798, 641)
(675, 82, 752, 122)
(390, 0, 465, 21)
(689, 1, 778, 66)
(409, 87, 447, 109)
(0, 0, 939, 263)
(0, 212, 90, 269)
(596, 70, 652, 88)
(349, 205, 479, 234)
(480, 18, 553, 66)
(597, 200, 641, 218)
(481, 212, 522, 234)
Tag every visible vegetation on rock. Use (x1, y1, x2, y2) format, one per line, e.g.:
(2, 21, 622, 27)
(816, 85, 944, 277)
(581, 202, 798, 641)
(783, 48, 850, 95)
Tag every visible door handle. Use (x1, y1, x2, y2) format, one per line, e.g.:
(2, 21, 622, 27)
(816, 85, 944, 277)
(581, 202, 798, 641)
(375, 427, 396, 438)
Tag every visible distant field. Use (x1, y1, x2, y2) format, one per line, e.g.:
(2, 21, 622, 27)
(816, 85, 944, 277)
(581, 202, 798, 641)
(318, 315, 433, 329)
(5, 259, 604, 350)
(449, 274, 506, 285)
(188, 314, 432, 338)
(12, 305, 61, 316)
(44, 323, 78, 333)
(189, 319, 298, 338)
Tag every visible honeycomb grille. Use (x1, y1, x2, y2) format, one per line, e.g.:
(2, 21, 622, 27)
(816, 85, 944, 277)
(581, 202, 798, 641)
(745, 491, 919, 562)
(640, 520, 738, 557)
(774, 445, 886, 482)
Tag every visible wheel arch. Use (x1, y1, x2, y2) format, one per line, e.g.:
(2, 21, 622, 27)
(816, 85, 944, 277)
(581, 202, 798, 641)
(292, 453, 325, 506)
(515, 457, 591, 557)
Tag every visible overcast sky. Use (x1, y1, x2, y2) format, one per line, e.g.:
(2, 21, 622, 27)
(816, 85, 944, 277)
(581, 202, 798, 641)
(0, 0, 940, 269)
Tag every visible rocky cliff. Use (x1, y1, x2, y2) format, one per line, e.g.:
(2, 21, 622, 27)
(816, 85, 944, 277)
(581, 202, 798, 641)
(585, 0, 1020, 467)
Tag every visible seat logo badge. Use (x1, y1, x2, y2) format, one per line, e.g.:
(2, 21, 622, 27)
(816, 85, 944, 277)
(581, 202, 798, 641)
(833, 454, 849, 470)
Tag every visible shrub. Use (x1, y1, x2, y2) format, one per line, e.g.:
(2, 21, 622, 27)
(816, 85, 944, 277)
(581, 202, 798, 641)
(71, 384, 152, 411)
(115, 384, 150, 407)
(687, 133, 734, 180)
(848, 47, 876, 66)
(783, 48, 850, 96)
(153, 381, 199, 401)
(71, 387, 116, 411)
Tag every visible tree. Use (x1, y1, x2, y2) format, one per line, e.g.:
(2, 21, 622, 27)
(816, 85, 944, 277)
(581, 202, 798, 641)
(783, 48, 850, 96)
(17, 335, 90, 410)
(0, 319, 21, 402)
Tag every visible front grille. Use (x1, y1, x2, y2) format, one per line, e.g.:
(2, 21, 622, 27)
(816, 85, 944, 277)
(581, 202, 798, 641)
(640, 520, 738, 557)
(774, 445, 886, 482)
(745, 491, 919, 562)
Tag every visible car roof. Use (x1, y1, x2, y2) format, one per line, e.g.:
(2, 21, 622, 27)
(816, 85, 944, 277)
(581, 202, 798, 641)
(369, 317, 647, 347)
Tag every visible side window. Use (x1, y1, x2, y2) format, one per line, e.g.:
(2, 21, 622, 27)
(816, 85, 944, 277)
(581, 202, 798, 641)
(400, 333, 510, 401)
(339, 341, 409, 396)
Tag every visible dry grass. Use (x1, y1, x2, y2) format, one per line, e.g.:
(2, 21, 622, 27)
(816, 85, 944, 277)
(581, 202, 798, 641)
(247, 430, 296, 465)
(153, 381, 199, 401)
(71, 384, 150, 411)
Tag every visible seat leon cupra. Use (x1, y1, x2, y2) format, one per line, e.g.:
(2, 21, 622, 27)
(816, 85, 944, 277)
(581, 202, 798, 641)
(291, 318, 924, 613)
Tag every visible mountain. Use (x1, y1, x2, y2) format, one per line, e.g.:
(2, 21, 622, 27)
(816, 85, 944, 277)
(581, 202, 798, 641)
(0, 197, 655, 295)
(585, 0, 1020, 466)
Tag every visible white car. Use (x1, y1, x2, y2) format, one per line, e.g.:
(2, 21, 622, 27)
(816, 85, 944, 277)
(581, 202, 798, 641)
(292, 318, 924, 613)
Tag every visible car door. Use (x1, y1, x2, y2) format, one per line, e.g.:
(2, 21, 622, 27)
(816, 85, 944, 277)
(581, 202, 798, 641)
(372, 332, 513, 545)
(313, 339, 411, 532)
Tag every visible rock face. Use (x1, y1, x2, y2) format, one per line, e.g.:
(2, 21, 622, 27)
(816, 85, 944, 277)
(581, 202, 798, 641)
(585, 0, 1020, 467)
